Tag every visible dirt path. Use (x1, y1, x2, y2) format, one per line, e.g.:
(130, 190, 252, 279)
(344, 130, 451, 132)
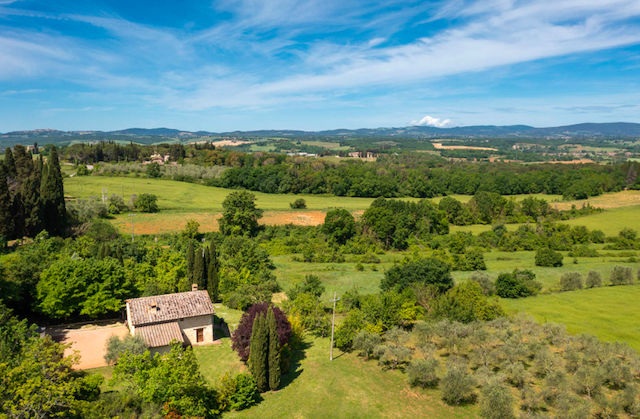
(48, 323, 129, 369)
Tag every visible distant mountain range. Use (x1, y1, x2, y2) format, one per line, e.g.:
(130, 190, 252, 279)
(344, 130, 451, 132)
(3, 122, 640, 141)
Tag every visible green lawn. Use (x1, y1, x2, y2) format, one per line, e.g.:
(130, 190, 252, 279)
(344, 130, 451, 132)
(560, 206, 640, 235)
(194, 336, 478, 419)
(502, 285, 640, 351)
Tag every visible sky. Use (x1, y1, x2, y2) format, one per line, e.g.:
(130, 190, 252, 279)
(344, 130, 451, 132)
(1, 0, 640, 132)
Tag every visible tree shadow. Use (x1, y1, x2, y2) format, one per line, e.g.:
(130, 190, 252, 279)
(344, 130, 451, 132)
(278, 339, 312, 390)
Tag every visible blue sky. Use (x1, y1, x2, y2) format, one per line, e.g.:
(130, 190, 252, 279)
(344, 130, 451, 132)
(1, 0, 640, 132)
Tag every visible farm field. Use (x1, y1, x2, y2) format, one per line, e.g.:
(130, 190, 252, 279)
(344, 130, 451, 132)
(502, 285, 640, 351)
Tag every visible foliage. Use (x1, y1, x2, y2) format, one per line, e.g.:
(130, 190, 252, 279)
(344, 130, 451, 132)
(382, 257, 453, 294)
(286, 274, 325, 301)
(267, 307, 281, 391)
(433, 281, 506, 323)
(440, 363, 477, 405)
(104, 333, 148, 365)
(535, 248, 564, 267)
(249, 312, 268, 392)
(468, 271, 495, 296)
(216, 373, 258, 411)
(611, 265, 635, 286)
(232, 303, 292, 362)
(322, 208, 356, 245)
(289, 198, 307, 209)
(479, 380, 516, 419)
(557, 272, 584, 292)
(406, 358, 440, 388)
(352, 330, 382, 359)
(145, 162, 161, 178)
(586, 271, 604, 288)
(495, 269, 542, 298)
(134, 193, 159, 213)
(218, 191, 263, 237)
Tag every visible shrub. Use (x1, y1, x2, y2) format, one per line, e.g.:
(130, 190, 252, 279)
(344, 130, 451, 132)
(557, 272, 583, 292)
(108, 194, 128, 214)
(352, 330, 382, 359)
(286, 275, 325, 301)
(479, 380, 516, 419)
(382, 257, 453, 294)
(134, 193, 159, 213)
(289, 198, 307, 209)
(145, 162, 162, 178)
(441, 364, 477, 405)
(590, 229, 606, 243)
(535, 248, 563, 267)
(468, 271, 495, 296)
(217, 373, 259, 411)
(433, 281, 506, 323)
(568, 245, 599, 258)
(611, 266, 634, 286)
(104, 334, 148, 365)
(355, 263, 364, 271)
(322, 209, 356, 245)
(495, 269, 542, 298)
(586, 271, 603, 288)
(406, 358, 440, 388)
(231, 303, 292, 362)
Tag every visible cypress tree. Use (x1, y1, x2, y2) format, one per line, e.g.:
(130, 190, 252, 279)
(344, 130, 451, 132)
(249, 313, 268, 392)
(0, 166, 13, 240)
(21, 175, 42, 237)
(267, 307, 281, 391)
(207, 243, 219, 301)
(115, 243, 124, 265)
(3, 147, 16, 178)
(13, 145, 32, 182)
(186, 241, 195, 282)
(193, 246, 206, 289)
(11, 191, 24, 238)
(40, 146, 66, 235)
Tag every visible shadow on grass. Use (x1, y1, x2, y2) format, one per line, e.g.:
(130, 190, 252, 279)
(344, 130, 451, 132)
(278, 339, 312, 390)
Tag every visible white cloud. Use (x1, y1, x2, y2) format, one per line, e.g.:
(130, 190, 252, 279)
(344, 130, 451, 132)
(411, 115, 455, 127)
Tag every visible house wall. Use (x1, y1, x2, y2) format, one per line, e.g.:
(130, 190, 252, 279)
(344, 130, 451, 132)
(150, 345, 172, 357)
(178, 314, 214, 346)
(125, 303, 135, 335)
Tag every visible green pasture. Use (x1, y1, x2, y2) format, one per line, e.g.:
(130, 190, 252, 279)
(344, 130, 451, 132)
(502, 285, 640, 351)
(560, 206, 640, 235)
(194, 335, 477, 419)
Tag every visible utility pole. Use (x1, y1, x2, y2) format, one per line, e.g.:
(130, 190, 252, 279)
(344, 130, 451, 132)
(330, 292, 340, 361)
(128, 213, 136, 242)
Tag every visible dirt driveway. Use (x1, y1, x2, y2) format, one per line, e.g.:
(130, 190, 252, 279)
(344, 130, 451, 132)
(48, 322, 129, 369)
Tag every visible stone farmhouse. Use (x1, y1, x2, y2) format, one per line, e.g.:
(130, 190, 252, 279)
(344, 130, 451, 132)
(125, 286, 216, 355)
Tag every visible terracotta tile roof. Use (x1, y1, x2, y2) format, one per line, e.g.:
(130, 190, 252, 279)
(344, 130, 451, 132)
(136, 321, 184, 348)
(126, 290, 214, 326)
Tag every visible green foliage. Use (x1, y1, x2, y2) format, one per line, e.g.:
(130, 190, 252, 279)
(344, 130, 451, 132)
(107, 194, 128, 215)
(495, 269, 542, 298)
(286, 274, 325, 301)
(585, 271, 604, 288)
(207, 242, 220, 302)
(104, 333, 148, 365)
(267, 307, 281, 391)
(181, 219, 201, 240)
(322, 208, 356, 245)
(0, 303, 37, 365)
(219, 191, 263, 237)
(134, 193, 159, 213)
(433, 281, 506, 323)
(352, 330, 382, 359)
(249, 313, 269, 392)
(289, 198, 307, 209)
(145, 162, 161, 178)
(382, 257, 453, 294)
(479, 380, 516, 419)
(406, 358, 440, 388)
(216, 373, 258, 411)
(611, 265, 635, 286)
(468, 271, 495, 296)
(39, 146, 66, 236)
(535, 248, 564, 267)
(440, 363, 477, 405)
(111, 342, 218, 417)
(557, 272, 584, 292)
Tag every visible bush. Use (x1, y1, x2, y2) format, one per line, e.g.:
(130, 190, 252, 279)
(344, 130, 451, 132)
(586, 271, 603, 288)
(535, 248, 563, 267)
(231, 303, 292, 362)
(289, 198, 307, 209)
(468, 271, 495, 296)
(217, 373, 259, 411)
(104, 334, 148, 365)
(568, 245, 599, 258)
(479, 380, 516, 419)
(407, 358, 440, 388)
(495, 269, 542, 298)
(433, 281, 506, 323)
(286, 275, 325, 301)
(145, 162, 162, 178)
(355, 263, 364, 271)
(382, 257, 453, 294)
(134, 193, 159, 213)
(108, 194, 128, 215)
(441, 364, 477, 405)
(611, 266, 634, 286)
(557, 272, 583, 292)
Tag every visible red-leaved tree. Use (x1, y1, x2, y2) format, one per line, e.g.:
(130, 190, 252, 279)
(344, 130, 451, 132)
(231, 303, 292, 362)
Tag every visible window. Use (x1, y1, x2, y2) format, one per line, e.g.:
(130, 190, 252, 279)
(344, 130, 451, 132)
(196, 328, 204, 343)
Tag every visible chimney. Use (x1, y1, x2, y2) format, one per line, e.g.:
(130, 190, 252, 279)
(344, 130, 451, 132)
(192, 284, 198, 291)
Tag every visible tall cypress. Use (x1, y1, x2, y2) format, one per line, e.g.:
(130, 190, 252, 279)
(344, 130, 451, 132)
(13, 145, 32, 182)
(0, 166, 13, 240)
(186, 241, 195, 282)
(249, 313, 268, 392)
(267, 307, 281, 391)
(115, 243, 124, 265)
(193, 246, 206, 289)
(11, 191, 24, 238)
(40, 146, 66, 235)
(21, 175, 42, 237)
(3, 147, 16, 178)
(207, 243, 219, 301)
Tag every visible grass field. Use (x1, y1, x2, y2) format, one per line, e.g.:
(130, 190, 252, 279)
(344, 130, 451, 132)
(502, 285, 640, 351)
(194, 335, 478, 419)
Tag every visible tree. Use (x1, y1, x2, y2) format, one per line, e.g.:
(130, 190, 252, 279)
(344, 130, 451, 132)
(433, 281, 505, 323)
(586, 271, 603, 288)
(146, 162, 161, 178)
(12, 145, 33, 181)
(207, 242, 220, 301)
(289, 198, 307, 209)
(480, 380, 516, 419)
(134, 193, 159, 212)
(193, 246, 206, 290)
(218, 191, 263, 237)
(535, 248, 564, 267)
(611, 265, 634, 285)
(187, 241, 195, 282)
(232, 303, 292, 362)
(40, 146, 66, 235)
(469, 271, 495, 296)
(382, 257, 453, 294)
(286, 274, 325, 301)
(0, 165, 14, 240)
(406, 358, 440, 388)
(216, 373, 259, 411)
(441, 363, 477, 405)
(322, 209, 356, 245)
(558, 272, 583, 291)
(352, 330, 382, 359)
(495, 269, 542, 298)
(21, 175, 43, 237)
(249, 313, 268, 392)
(267, 307, 281, 391)
(104, 334, 148, 365)
(3, 147, 17, 178)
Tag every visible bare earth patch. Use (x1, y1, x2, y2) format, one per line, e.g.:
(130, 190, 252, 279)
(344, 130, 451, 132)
(432, 142, 497, 151)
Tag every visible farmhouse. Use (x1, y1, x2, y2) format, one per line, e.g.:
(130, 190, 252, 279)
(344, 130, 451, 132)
(125, 286, 216, 355)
